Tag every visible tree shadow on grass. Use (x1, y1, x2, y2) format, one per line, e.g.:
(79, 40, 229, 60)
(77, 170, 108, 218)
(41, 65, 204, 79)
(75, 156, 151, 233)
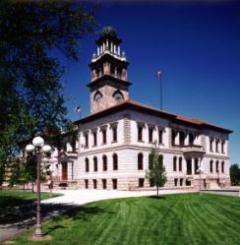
(148, 195, 166, 200)
(0, 200, 110, 232)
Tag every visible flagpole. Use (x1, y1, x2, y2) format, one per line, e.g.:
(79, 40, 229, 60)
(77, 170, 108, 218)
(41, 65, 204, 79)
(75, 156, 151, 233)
(157, 71, 163, 110)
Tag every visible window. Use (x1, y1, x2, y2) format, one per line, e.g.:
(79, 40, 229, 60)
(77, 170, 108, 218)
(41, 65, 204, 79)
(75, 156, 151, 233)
(103, 155, 107, 171)
(148, 154, 153, 170)
(148, 127, 154, 143)
(84, 133, 89, 148)
(187, 159, 192, 175)
(221, 141, 225, 154)
(113, 90, 124, 103)
(113, 153, 118, 170)
(210, 138, 213, 152)
(158, 155, 163, 168)
(179, 157, 182, 171)
(216, 140, 219, 153)
(112, 179, 118, 189)
(94, 91, 103, 102)
(180, 178, 183, 186)
(94, 157, 98, 171)
(158, 129, 163, 144)
(221, 161, 225, 173)
(138, 178, 144, 188)
(85, 158, 89, 172)
(138, 153, 143, 170)
(179, 132, 185, 146)
(171, 130, 176, 146)
(137, 124, 144, 141)
(186, 179, 191, 186)
(111, 125, 118, 142)
(189, 133, 194, 146)
(173, 156, 177, 171)
(174, 178, 178, 186)
(210, 160, 213, 173)
(93, 179, 97, 189)
(194, 159, 198, 174)
(84, 179, 89, 189)
(102, 129, 107, 144)
(102, 179, 107, 189)
(216, 161, 219, 173)
(92, 131, 97, 146)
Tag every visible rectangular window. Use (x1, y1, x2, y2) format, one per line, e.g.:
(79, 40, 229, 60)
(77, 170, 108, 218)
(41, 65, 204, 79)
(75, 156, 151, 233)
(112, 179, 117, 189)
(138, 126, 143, 141)
(112, 127, 117, 142)
(159, 129, 163, 144)
(216, 140, 219, 153)
(210, 138, 213, 152)
(102, 129, 107, 144)
(174, 178, 178, 186)
(221, 141, 225, 154)
(93, 131, 97, 146)
(102, 179, 107, 189)
(85, 179, 89, 189)
(148, 127, 154, 143)
(138, 178, 144, 188)
(84, 133, 89, 148)
(93, 179, 97, 189)
(180, 178, 183, 186)
(171, 130, 176, 146)
(179, 158, 182, 172)
(194, 159, 198, 174)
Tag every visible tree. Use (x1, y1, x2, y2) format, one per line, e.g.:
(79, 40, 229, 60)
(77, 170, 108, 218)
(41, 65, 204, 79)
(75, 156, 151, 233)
(0, 1, 96, 186)
(230, 164, 240, 186)
(146, 148, 167, 196)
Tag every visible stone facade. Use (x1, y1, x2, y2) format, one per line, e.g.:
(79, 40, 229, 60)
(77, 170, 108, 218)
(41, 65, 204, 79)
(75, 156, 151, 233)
(34, 27, 232, 191)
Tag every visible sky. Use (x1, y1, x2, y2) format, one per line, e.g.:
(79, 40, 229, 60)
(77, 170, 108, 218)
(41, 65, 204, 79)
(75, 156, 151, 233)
(60, 1, 240, 164)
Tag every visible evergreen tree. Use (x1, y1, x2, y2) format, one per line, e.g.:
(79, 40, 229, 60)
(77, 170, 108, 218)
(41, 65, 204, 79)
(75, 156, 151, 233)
(146, 148, 167, 196)
(230, 164, 240, 186)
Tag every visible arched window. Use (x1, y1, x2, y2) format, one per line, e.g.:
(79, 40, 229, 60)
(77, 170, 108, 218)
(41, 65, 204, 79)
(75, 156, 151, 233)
(93, 157, 98, 172)
(179, 132, 185, 146)
(113, 153, 118, 170)
(210, 160, 213, 173)
(94, 91, 103, 102)
(112, 90, 124, 103)
(85, 158, 89, 172)
(221, 161, 225, 173)
(179, 157, 182, 171)
(138, 153, 143, 170)
(173, 156, 177, 171)
(216, 160, 219, 173)
(103, 155, 107, 171)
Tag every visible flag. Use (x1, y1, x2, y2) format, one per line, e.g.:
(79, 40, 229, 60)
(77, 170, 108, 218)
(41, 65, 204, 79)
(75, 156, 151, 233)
(157, 70, 162, 80)
(74, 106, 81, 113)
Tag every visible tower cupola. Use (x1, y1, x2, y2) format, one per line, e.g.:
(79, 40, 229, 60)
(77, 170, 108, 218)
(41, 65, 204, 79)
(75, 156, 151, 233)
(88, 26, 131, 114)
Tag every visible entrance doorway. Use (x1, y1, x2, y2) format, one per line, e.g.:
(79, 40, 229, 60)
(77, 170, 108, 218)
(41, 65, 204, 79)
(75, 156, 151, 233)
(62, 162, 68, 180)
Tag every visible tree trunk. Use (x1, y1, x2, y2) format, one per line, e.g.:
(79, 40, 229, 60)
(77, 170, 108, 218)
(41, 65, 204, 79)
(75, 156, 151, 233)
(31, 182, 34, 193)
(156, 185, 159, 196)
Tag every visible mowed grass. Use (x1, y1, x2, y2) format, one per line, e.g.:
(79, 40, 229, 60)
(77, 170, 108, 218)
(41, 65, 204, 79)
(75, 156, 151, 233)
(0, 190, 59, 208)
(13, 193, 240, 245)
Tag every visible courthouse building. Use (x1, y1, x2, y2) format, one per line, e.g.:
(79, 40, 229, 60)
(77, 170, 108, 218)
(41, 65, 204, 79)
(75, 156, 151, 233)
(46, 26, 232, 190)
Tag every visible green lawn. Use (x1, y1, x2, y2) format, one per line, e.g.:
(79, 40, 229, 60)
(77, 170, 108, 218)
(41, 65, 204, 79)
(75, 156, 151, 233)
(0, 190, 59, 225)
(11, 193, 240, 245)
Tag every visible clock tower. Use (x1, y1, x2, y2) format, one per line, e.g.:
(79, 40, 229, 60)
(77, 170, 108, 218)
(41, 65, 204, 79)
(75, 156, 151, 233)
(88, 26, 131, 114)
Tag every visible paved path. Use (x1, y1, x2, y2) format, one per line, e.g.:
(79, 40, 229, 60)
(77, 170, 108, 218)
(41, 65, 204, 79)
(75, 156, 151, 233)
(42, 189, 196, 206)
(0, 189, 196, 242)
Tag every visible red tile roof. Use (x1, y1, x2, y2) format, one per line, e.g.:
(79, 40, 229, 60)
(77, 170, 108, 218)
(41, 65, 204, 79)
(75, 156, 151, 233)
(74, 100, 232, 134)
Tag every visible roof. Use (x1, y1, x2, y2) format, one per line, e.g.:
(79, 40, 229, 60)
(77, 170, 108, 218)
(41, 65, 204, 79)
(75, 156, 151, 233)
(74, 100, 232, 134)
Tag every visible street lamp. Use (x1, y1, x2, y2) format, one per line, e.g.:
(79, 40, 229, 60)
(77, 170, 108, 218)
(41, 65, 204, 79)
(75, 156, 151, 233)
(25, 136, 51, 239)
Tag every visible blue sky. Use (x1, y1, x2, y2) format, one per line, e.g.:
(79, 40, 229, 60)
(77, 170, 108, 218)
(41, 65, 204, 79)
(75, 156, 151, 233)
(61, 1, 240, 164)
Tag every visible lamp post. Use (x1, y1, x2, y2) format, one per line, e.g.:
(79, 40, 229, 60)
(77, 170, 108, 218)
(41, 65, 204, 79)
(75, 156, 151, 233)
(25, 136, 51, 239)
